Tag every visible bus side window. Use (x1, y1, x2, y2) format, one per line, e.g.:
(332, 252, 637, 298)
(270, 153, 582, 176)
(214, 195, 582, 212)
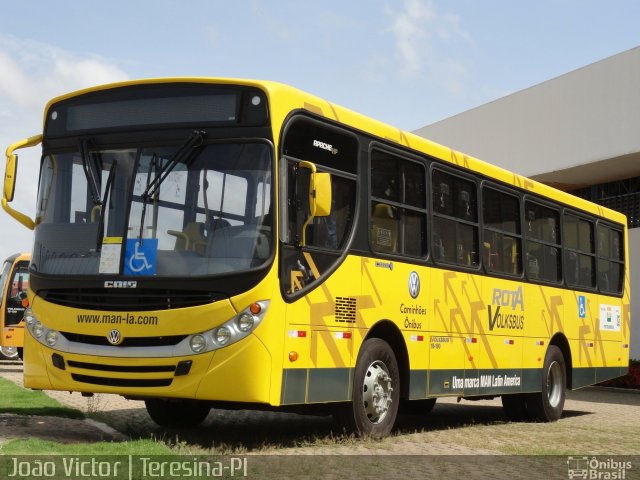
(371, 203, 397, 253)
(437, 182, 451, 215)
(459, 189, 471, 220)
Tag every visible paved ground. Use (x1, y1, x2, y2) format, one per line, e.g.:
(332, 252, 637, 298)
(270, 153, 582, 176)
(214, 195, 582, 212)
(1, 360, 639, 456)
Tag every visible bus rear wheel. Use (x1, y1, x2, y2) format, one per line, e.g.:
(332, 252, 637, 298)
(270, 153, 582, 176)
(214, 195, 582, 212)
(333, 338, 400, 438)
(145, 399, 211, 428)
(525, 345, 566, 422)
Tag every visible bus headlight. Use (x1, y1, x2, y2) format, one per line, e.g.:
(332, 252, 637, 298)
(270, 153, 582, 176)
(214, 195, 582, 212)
(45, 330, 59, 347)
(24, 307, 37, 325)
(190, 334, 207, 353)
(213, 326, 231, 346)
(32, 321, 45, 339)
(26, 309, 62, 349)
(236, 313, 256, 333)
(178, 301, 269, 356)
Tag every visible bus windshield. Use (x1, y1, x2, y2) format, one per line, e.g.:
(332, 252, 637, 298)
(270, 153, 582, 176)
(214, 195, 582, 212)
(32, 141, 273, 277)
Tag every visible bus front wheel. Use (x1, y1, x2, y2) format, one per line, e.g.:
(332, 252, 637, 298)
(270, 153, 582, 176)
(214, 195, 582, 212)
(525, 345, 566, 422)
(333, 338, 400, 438)
(145, 399, 211, 428)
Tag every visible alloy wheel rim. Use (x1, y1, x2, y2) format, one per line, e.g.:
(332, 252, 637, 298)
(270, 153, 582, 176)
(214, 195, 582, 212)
(362, 360, 394, 424)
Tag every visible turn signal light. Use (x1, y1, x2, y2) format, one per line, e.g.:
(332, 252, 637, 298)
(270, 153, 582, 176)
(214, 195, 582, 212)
(249, 303, 261, 315)
(289, 351, 298, 362)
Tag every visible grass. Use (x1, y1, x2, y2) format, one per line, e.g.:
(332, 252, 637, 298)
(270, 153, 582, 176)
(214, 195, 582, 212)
(0, 438, 173, 455)
(0, 378, 83, 419)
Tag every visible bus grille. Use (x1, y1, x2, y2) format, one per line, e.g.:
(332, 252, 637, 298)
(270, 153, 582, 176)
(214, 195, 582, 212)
(67, 360, 176, 373)
(60, 332, 187, 347)
(39, 289, 221, 311)
(71, 374, 173, 388)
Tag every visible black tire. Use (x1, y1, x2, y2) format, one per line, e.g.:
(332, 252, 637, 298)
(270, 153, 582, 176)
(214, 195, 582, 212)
(525, 345, 566, 421)
(145, 399, 211, 428)
(333, 338, 400, 438)
(501, 394, 530, 421)
(399, 398, 437, 416)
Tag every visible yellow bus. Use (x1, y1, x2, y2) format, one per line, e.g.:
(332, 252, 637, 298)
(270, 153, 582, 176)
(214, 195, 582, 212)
(3, 79, 630, 437)
(0, 253, 30, 360)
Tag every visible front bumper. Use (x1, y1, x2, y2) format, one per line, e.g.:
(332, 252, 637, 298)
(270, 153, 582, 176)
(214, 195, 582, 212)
(24, 332, 273, 403)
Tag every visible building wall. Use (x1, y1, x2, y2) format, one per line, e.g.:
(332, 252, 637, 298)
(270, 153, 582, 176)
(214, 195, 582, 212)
(414, 47, 640, 188)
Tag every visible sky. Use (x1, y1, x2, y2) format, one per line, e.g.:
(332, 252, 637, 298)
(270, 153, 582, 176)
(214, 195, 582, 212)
(0, 0, 639, 256)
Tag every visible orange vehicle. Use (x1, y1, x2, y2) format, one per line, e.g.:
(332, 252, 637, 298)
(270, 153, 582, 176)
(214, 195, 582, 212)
(0, 253, 30, 360)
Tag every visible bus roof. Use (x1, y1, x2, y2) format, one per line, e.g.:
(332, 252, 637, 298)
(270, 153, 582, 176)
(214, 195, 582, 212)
(42, 77, 627, 226)
(3, 253, 30, 264)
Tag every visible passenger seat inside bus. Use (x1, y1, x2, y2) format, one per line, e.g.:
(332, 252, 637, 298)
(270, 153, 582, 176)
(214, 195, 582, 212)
(168, 222, 208, 255)
(371, 203, 397, 253)
(33, 223, 100, 274)
(205, 224, 270, 267)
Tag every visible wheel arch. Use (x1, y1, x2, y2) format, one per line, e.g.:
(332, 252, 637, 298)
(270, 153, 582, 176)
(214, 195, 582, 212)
(549, 332, 573, 389)
(364, 320, 410, 400)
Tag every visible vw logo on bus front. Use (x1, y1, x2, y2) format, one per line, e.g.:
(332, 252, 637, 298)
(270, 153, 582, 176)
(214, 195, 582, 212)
(107, 329, 123, 345)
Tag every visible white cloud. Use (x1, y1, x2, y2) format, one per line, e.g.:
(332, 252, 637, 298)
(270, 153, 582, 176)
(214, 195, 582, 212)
(387, 0, 471, 84)
(0, 35, 128, 112)
(0, 35, 129, 256)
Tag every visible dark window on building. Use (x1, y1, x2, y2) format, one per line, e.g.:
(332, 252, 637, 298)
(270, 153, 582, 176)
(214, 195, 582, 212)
(370, 150, 427, 257)
(597, 224, 624, 294)
(570, 176, 640, 228)
(432, 169, 478, 267)
(563, 213, 596, 289)
(482, 187, 522, 276)
(524, 201, 561, 283)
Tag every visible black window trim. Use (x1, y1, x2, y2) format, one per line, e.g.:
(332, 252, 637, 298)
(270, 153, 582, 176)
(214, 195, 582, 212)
(430, 163, 481, 272)
(480, 180, 525, 280)
(367, 143, 429, 260)
(562, 209, 597, 292)
(523, 195, 563, 286)
(595, 218, 625, 295)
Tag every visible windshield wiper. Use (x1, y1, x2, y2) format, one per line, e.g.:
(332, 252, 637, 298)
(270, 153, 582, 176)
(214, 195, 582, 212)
(79, 139, 102, 206)
(96, 161, 117, 251)
(141, 130, 206, 202)
(137, 130, 206, 242)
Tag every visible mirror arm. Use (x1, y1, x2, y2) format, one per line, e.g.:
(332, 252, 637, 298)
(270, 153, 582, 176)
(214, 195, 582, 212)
(297, 161, 317, 248)
(2, 199, 35, 230)
(6, 134, 43, 159)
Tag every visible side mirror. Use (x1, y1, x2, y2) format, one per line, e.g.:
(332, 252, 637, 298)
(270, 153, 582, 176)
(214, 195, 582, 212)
(297, 161, 332, 247)
(4, 153, 17, 202)
(309, 171, 332, 217)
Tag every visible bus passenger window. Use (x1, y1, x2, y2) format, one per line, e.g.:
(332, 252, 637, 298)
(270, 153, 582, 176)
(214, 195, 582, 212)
(431, 169, 478, 267)
(371, 204, 397, 253)
(370, 150, 426, 258)
(482, 186, 521, 275)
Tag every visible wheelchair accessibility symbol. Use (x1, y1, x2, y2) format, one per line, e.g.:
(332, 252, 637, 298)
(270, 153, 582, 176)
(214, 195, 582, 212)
(124, 239, 158, 275)
(578, 295, 586, 319)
